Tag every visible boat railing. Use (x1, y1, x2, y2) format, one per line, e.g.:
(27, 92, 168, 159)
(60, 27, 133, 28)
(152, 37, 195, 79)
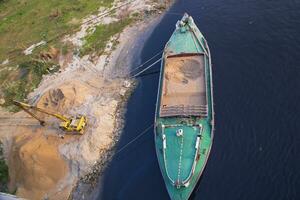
(160, 105, 208, 117)
(161, 124, 203, 188)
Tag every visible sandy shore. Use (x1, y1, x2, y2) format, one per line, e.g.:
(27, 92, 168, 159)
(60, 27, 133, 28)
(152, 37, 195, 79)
(0, 0, 172, 199)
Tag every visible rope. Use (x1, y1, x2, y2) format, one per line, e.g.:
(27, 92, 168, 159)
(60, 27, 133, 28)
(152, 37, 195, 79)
(128, 49, 163, 75)
(82, 1, 135, 26)
(130, 58, 162, 78)
(115, 123, 154, 155)
(135, 70, 160, 78)
(165, 12, 185, 16)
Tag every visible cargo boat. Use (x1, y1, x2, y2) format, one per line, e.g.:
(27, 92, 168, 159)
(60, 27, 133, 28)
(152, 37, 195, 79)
(154, 14, 214, 200)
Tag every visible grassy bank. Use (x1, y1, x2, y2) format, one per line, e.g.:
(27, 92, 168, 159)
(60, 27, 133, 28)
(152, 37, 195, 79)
(80, 17, 134, 56)
(0, 0, 114, 110)
(0, 0, 114, 60)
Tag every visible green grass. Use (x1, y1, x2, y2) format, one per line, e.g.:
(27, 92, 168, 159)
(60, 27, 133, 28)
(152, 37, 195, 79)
(0, 0, 115, 110)
(0, 142, 9, 192)
(0, 0, 114, 61)
(80, 17, 134, 56)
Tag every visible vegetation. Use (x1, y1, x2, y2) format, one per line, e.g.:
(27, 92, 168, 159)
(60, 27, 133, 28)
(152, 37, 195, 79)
(0, 142, 9, 192)
(0, 0, 114, 109)
(80, 17, 134, 56)
(0, 0, 114, 61)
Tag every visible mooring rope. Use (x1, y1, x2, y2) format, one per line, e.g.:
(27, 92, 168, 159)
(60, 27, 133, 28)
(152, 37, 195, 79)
(115, 123, 154, 155)
(130, 58, 162, 78)
(128, 49, 163, 75)
(81, 1, 135, 26)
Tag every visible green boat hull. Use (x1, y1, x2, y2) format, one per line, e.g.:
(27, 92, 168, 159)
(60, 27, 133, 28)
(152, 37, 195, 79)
(154, 14, 214, 200)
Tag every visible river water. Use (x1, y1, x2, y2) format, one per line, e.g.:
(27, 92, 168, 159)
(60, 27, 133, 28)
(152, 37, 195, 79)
(98, 0, 300, 199)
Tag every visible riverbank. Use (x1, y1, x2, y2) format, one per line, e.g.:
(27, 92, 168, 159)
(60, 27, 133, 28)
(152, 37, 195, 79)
(69, 14, 167, 200)
(0, 0, 173, 199)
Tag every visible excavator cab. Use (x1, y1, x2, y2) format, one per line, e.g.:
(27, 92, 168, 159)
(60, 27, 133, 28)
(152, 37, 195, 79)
(13, 100, 87, 135)
(59, 116, 87, 134)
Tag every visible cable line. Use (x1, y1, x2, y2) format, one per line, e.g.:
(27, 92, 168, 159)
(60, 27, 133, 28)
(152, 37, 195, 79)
(128, 49, 163, 75)
(115, 123, 154, 155)
(130, 58, 162, 78)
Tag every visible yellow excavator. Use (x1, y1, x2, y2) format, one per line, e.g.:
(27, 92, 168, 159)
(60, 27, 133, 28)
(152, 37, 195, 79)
(13, 100, 87, 135)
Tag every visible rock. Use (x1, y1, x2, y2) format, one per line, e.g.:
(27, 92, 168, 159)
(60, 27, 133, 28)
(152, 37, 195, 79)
(23, 41, 46, 55)
(1, 59, 9, 65)
(123, 80, 131, 88)
(0, 99, 5, 105)
(119, 88, 127, 96)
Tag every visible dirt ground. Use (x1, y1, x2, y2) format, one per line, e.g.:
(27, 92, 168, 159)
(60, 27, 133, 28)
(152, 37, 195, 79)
(0, 71, 132, 199)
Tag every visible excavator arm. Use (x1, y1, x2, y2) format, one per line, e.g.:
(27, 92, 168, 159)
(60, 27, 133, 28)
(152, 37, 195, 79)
(13, 101, 46, 126)
(13, 100, 87, 135)
(13, 100, 70, 123)
(32, 105, 70, 122)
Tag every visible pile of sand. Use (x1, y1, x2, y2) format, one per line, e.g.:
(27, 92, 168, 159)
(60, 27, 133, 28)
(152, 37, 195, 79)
(8, 132, 69, 200)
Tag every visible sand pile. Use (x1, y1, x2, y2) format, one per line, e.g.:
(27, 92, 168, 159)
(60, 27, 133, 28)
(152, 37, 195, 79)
(36, 83, 92, 113)
(8, 132, 69, 200)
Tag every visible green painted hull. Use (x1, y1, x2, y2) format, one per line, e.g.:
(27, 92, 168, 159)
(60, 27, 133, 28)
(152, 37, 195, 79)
(154, 14, 214, 200)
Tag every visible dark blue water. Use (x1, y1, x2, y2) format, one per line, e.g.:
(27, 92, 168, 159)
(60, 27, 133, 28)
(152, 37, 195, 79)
(99, 0, 300, 199)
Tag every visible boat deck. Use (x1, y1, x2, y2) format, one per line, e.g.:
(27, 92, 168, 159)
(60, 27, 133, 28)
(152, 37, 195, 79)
(160, 54, 207, 117)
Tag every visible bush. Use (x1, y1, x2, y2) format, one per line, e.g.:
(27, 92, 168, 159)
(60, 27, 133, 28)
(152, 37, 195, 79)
(2, 60, 59, 111)
(0, 142, 9, 192)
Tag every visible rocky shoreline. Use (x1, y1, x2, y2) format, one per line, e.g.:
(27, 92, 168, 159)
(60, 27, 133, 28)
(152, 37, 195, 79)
(69, 84, 134, 199)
